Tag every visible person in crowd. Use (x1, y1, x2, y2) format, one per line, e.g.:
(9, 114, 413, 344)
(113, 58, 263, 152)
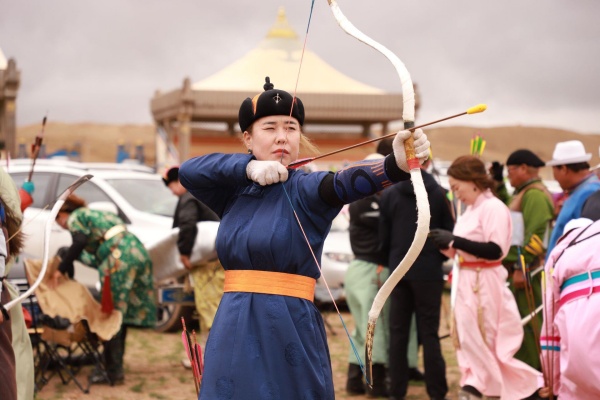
(490, 149, 555, 372)
(0, 170, 27, 400)
(581, 189, 600, 219)
(539, 193, 600, 399)
(344, 141, 424, 398)
(545, 140, 600, 255)
(163, 166, 223, 332)
(52, 194, 156, 385)
(163, 166, 225, 369)
(344, 149, 390, 398)
(13, 178, 36, 400)
(380, 154, 454, 400)
(428, 155, 541, 400)
(178, 77, 431, 400)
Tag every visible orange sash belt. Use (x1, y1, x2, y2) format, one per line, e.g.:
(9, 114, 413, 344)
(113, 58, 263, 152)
(224, 270, 316, 302)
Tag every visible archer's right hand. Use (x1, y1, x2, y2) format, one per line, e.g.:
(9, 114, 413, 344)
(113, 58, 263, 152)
(246, 160, 289, 186)
(392, 128, 430, 172)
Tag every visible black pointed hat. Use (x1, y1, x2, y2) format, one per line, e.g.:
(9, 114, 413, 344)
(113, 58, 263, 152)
(238, 77, 304, 132)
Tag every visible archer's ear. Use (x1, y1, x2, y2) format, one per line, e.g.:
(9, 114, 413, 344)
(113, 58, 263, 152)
(242, 131, 253, 152)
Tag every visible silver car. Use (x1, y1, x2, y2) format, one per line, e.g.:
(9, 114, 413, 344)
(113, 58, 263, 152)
(5, 159, 187, 331)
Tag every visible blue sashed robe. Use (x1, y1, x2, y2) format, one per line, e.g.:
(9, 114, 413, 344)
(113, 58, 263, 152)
(180, 153, 403, 400)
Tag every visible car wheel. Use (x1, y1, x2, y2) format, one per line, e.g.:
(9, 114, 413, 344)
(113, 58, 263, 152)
(155, 303, 195, 333)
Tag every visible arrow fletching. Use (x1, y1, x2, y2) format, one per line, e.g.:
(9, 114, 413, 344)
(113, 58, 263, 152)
(467, 104, 487, 114)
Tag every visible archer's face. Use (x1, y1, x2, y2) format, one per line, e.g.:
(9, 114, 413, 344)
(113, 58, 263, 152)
(243, 115, 301, 166)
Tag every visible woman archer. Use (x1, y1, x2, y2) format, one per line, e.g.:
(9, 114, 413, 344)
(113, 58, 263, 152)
(179, 77, 431, 399)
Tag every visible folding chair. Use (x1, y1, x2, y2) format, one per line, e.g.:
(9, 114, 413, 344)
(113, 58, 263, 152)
(24, 257, 123, 393)
(34, 315, 91, 393)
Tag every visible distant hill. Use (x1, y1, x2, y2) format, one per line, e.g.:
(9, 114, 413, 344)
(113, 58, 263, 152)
(16, 122, 600, 179)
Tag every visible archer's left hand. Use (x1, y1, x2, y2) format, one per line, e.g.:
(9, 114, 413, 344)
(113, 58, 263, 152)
(392, 128, 430, 172)
(428, 228, 455, 249)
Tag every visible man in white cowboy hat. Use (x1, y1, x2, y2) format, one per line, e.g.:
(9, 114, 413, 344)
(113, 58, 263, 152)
(546, 140, 600, 255)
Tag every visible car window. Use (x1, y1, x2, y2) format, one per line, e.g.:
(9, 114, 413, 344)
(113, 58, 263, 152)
(56, 174, 112, 205)
(9, 171, 55, 208)
(105, 178, 177, 217)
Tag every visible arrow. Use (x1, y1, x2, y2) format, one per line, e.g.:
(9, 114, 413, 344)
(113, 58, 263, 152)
(288, 104, 487, 169)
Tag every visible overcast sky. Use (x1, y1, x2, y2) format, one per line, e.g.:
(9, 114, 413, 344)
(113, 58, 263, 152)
(1, 0, 599, 134)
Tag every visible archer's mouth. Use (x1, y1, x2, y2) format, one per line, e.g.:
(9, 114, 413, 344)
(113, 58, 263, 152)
(273, 149, 289, 155)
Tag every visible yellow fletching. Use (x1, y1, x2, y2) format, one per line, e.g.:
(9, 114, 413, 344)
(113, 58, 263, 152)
(524, 245, 539, 256)
(527, 234, 545, 254)
(467, 104, 487, 114)
(531, 234, 544, 248)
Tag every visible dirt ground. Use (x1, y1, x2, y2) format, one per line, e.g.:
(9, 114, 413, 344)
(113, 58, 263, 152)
(34, 295, 460, 400)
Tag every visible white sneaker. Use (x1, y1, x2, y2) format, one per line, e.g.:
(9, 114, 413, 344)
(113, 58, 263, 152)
(181, 358, 192, 369)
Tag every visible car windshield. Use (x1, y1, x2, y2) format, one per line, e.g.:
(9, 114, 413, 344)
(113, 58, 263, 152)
(105, 178, 177, 217)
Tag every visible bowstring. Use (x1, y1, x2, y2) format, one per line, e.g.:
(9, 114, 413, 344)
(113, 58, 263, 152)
(278, 0, 366, 373)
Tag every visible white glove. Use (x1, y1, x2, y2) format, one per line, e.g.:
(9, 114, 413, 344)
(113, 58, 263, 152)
(392, 128, 431, 172)
(246, 160, 289, 186)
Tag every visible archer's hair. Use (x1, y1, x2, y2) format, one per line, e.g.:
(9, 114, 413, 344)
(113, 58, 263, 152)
(447, 155, 495, 191)
(59, 194, 87, 214)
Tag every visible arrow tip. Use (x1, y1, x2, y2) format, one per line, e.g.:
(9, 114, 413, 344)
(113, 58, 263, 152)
(467, 104, 487, 114)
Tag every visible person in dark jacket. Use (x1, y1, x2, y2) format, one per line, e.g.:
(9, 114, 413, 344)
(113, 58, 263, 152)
(163, 166, 224, 334)
(380, 158, 454, 400)
(343, 152, 391, 397)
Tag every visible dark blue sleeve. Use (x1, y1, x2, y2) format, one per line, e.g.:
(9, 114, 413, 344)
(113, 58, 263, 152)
(179, 153, 253, 217)
(332, 155, 410, 204)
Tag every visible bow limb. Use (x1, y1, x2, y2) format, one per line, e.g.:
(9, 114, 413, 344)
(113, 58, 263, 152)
(325, 0, 431, 386)
(5, 174, 93, 311)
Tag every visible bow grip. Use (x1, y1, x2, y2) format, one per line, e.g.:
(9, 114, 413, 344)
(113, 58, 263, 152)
(403, 121, 420, 170)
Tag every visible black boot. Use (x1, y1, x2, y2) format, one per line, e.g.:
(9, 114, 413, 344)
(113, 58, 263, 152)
(408, 367, 424, 381)
(102, 326, 126, 385)
(346, 363, 365, 395)
(366, 363, 388, 398)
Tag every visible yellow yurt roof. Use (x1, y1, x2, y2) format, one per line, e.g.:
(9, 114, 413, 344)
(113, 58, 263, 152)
(192, 7, 385, 94)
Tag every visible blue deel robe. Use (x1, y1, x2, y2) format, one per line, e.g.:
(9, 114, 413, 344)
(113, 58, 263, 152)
(180, 154, 342, 400)
(547, 174, 600, 256)
(180, 153, 403, 400)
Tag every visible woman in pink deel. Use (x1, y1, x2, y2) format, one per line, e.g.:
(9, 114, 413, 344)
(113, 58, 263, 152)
(429, 155, 541, 400)
(539, 198, 600, 399)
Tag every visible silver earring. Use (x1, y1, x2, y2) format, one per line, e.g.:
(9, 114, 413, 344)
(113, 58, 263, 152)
(247, 149, 252, 154)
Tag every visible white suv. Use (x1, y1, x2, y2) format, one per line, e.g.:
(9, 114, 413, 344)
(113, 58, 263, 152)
(5, 159, 191, 331)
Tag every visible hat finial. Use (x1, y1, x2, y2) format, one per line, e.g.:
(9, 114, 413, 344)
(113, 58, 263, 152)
(263, 76, 274, 91)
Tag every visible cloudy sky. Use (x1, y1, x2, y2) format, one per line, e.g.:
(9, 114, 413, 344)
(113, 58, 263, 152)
(1, 0, 599, 134)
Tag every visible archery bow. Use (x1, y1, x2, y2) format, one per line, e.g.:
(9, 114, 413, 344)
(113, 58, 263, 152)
(27, 114, 48, 182)
(325, 0, 429, 387)
(4, 174, 93, 311)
